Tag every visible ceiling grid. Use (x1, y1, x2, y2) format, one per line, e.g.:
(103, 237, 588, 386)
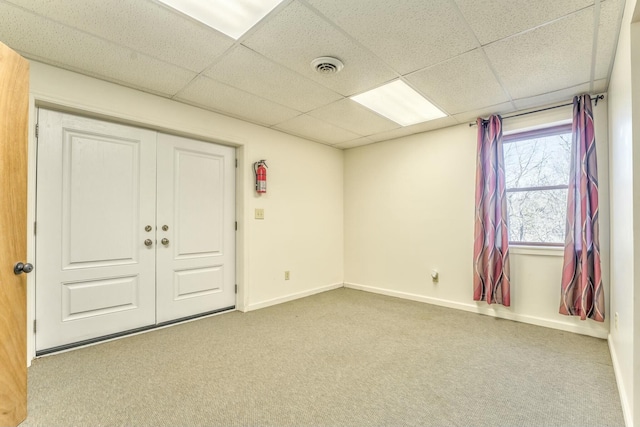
(0, 0, 625, 148)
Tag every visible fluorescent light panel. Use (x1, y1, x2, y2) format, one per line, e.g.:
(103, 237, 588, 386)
(158, 0, 285, 40)
(351, 80, 446, 126)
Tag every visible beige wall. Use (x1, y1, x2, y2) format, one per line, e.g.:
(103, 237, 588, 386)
(26, 61, 344, 357)
(608, 0, 637, 424)
(344, 104, 609, 339)
(244, 135, 344, 309)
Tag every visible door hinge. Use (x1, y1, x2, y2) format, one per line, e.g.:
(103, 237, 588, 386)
(34, 221, 37, 235)
(235, 284, 238, 294)
(235, 158, 238, 168)
(33, 320, 37, 333)
(35, 123, 39, 139)
(235, 221, 237, 231)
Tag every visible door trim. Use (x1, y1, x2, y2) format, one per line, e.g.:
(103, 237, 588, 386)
(26, 95, 38, 365)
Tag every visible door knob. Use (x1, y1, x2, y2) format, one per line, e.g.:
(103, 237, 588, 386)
(14, 262, 34, 275)
(161, 238, 169, 245)
(162, 225, 169, 231)
(145, 225, 152, 232)
(144, 239, 153, 247)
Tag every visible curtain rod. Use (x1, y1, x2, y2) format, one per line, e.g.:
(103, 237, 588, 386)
(468, 94, 605, 127)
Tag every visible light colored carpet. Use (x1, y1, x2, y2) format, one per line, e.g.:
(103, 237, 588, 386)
(22, 288, 624, 426)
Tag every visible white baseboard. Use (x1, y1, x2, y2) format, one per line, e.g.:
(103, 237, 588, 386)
(344, 282, 608, 339)
(244, 283, 344, 312)
(608, 336, 632, 427)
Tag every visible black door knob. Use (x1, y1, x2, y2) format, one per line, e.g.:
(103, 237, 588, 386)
(14, 262, 34, 275)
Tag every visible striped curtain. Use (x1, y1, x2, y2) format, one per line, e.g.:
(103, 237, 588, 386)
(560, 94, 604, 321)
(473, 115, 510, 306)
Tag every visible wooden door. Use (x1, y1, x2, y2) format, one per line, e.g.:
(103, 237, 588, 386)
(0, 42, 29, 427)
(35, 110, 157, 351)
(155, 133, 236, 323)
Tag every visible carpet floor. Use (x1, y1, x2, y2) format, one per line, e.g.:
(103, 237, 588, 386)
(22, 288, 624, 426)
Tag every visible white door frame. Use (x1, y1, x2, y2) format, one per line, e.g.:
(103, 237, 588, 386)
(26, 95, 249, 363)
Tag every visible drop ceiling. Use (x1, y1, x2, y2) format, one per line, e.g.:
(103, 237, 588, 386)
(0, 0, 625, 149)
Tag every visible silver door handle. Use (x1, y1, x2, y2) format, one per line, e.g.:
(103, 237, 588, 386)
(14, 262, 34, 275)
(144, 239, 153, 247)
(161, 238, 169, 245)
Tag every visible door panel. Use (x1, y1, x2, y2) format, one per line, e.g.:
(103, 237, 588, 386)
(61, 275, 140, 321)
(175, 152, 224, 257)
(156, 133, 235, 323)
(36, 110, 157, 351)
(0, 41, 29, 427)
(174, 266, 223, 299)
(63, 132, 140, 267)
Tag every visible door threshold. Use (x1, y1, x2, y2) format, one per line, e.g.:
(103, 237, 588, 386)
(36, 305, 236, 357)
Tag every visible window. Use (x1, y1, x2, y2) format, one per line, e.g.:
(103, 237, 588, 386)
(503, 124, 572, 246)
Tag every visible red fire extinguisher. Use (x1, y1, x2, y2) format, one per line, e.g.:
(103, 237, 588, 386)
(254, 160, 268, 194)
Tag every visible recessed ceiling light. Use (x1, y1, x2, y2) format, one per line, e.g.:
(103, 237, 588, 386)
(350, 80, 447, 126)
(157, 0, 285, 40)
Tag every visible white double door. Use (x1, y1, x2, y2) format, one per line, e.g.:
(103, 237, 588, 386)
(35, 110, 235, 352)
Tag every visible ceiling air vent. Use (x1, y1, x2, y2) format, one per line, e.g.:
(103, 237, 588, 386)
(311, 56, 344, 74)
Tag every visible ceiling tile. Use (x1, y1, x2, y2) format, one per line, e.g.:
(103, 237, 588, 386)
(204, 46, 342, 112)
(365, 116, 459, 142)
(406, 49, 509, 115)
(273, 114, 360, 144)
(484, 7, 594, 100)
(175, 76, 301, 126)
(455, 0, 594, 45)
(0, 4, 196, 97)
(451, 102, 515, 123)
(333, 137, 376, 150)
(4, 0, 234, 72)
(512, 83, 591, 110)
(306, 0, 478, 74)
(242, 1, 397, 96)
(595, 0, 625, 80)
(308, 99, 401, 136)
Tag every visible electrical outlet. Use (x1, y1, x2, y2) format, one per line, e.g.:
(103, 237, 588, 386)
(614, 312, 619, 330)
(284, 271, 290, 280)
(255, 208, 264, 220)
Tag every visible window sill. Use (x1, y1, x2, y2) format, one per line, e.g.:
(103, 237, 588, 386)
(509, 245, 564, 257)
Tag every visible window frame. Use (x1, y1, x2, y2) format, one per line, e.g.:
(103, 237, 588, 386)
(503, 123, 573, 247)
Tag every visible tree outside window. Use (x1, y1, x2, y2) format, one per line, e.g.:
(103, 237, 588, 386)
(503, 124, 572, 245)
